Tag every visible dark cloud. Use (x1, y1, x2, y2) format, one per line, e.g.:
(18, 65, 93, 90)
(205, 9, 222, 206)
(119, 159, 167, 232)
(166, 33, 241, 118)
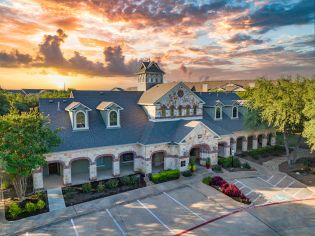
(226, 33, 264, 45)
(0, 50, 33, 67)
(230, 0, 315, 33)
(0, 29, 139, 76)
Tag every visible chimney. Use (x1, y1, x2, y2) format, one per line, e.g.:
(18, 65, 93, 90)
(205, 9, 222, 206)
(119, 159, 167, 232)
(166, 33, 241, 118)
(57, 101, 60, 111)
(202, 83, 208, 92)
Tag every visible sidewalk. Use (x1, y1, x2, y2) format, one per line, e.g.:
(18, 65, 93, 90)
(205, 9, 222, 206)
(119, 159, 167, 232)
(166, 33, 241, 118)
(47, 187, 65, 211)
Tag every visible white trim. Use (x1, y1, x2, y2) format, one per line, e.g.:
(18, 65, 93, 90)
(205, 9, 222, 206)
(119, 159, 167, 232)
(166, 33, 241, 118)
(214, 105, 222, 120)
(107, 110, 120, 128)
(149, 116, 203, 122)
(231, 106, 239, 119)
(74, 110, 89, 130)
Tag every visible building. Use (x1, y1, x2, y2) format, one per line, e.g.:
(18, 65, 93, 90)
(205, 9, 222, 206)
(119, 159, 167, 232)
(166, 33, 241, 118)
(33, 61, 275, 190)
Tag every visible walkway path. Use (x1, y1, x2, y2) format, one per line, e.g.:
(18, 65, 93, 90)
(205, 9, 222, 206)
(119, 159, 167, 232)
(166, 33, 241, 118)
(47, 187, 66, 211)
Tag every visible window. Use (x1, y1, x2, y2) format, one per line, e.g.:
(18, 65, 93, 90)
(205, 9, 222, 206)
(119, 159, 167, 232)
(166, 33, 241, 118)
(178, 105, 182, 116)
(121, 153, 134, 163)
(170, 105, 175, 117)
(232, 106, 238, 118)
(193, 105, 197, 115)
(186, 105, 190, 116)
(181, 160, 186, 167)
(76, 111, 86, 128)
(96, 157, 105, 167)
(161, 105, 166, 117)
(215, 106, 222, 119)
(109, 110, 118, 126)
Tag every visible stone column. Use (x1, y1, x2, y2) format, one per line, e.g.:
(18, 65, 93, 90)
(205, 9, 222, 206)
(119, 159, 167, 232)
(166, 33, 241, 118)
(252, 137, 258, 150)
(271, 136, 276, 146)
(89, 163, 97, 181)
(63, 166, 71, 185)
(242, 138, 248, 152)
(32, 168, 44, 191)
(224, 145, 231, 157)
(262, 137, 268, 147)
(113, 160, 120, 176)
(231, 142, 237, 156)
(144, 159, 152, 174)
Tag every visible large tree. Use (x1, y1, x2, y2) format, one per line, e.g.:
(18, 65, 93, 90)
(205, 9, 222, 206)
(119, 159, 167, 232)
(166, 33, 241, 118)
(0, 109, 60, 200)
(302, 79, 315, 151)
(244, 77, 309, 164)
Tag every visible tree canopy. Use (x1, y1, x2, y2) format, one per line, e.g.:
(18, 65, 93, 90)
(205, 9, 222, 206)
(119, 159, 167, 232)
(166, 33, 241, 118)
(0, 109, 61, 199)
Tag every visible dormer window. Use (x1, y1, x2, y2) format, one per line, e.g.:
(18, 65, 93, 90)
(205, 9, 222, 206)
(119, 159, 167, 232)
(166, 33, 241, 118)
(215, 106, 222, 120)
(109, 110, 118, 126)
(97, 101, 123, 128)
(65, 102, 91, 131)
(232, 106, 238, 119)
(76, 111, 86, 128)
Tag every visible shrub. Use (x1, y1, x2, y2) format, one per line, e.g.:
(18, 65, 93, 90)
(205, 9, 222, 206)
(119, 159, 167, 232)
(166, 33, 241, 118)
(211, 176, 227, 188)
(182, 170, 192, 177)
(105, 179, 119, 189)
(1, 180, 10, 190)
(25, 202, 37, 213)
(82, 183, 92, 193)
(129, 175, 139, 186)
(218, 157, 241, 168)
(120, 176, 132, 186)
(242, 162, 251, 169)
(202, 176, 212, 185)
(36, 200, 46, 210)
(150, 169, 180, 183)
(97, 182, 105, 192)
(34, 192, 44, 199)
(8, 202, 22, 219)
(221, 184, 242, 198)
(212, 165, 222, 173)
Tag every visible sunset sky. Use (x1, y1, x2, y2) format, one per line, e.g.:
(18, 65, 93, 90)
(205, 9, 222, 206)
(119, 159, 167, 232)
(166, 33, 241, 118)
(0, 0, 314, 90)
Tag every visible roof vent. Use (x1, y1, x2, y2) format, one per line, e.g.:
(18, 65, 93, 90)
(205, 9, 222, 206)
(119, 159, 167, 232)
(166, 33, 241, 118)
(49, 100, 54, 103)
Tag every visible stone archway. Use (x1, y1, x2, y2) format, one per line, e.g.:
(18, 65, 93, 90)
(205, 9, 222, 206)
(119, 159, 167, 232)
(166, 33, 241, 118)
(70, 158, 91, 185)
(119, 152, 135, 176)
(151, 151, 166, 173)
(43, 160, 65, 189)
(189, 144, 211, 166)
(96, 155, 114, 180)
(236, 137, 245, 153)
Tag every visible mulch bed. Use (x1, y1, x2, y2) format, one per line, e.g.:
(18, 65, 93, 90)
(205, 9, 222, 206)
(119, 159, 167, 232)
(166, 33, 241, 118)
(5, 191, 49, 221)
(279, 157, 315, 186)
(62, 173, 146, 206)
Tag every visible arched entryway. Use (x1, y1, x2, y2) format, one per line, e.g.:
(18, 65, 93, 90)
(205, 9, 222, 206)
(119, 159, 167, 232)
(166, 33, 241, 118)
(96, 155, 113, 180)
(267, 133, 273, 146)
(257, 134, 263, 148)
(247, 136, 255, 150)
(71, 159, 90, 185)
(189, 144, 210, 166)
(236, 137, 244, 153)
(218, 142, 229, 157)
(190, 147, 201, 165)
(43, 161, 64, 188)
(151, 151, 166, 173)
(119, 152, 135, 176)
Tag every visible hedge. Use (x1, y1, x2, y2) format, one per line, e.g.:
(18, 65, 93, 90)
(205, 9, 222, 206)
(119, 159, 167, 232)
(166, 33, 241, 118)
(218, 156, 241, 168)
(150, 169, 180, 184)
(244, 145, 285, 159)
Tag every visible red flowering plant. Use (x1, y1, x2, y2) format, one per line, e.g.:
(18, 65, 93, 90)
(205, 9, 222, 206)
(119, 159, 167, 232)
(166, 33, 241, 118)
(211, 176, 227, 188)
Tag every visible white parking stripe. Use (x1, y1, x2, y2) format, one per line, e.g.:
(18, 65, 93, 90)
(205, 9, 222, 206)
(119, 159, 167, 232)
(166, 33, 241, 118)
(293, 188, 304, 197)
(251, 194, 262, 204)
(106, 209, 127, 236)
(163, 192, 206, 221)
(266, 175, 274, 182)
(137, 200, 176, 235)
(274, 175, 287, 187)
(284, 180, 295, 190)
(71, 219, 79, 236)
(235, 179, 254, 192)
(258, 176, 274, 186)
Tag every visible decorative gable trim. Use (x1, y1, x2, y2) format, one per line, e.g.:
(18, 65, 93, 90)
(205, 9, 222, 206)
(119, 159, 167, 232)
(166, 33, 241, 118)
(96, 101, 124, 111)
(65, 102, 91, 112)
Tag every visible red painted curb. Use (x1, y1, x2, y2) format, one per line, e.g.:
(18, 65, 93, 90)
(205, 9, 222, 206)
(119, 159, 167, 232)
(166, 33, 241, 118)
(175, 197, 315, 236)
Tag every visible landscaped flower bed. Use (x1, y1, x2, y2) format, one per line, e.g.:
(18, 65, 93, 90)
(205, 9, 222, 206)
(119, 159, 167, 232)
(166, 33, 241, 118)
(149, 169, 180, 184)
(5, 191, 49, 221)
(218, 156, 255, 172)
(62, 173, 146, 206)
(202, 176, 251, 204)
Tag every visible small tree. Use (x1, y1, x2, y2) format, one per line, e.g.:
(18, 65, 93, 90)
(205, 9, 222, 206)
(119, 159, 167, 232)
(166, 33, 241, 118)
(0, 109, 60, 200)
(244, 77, 309, 164)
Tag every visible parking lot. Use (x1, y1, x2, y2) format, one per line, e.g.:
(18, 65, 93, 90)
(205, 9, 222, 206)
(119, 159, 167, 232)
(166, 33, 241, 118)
(23, 173, 315, 236)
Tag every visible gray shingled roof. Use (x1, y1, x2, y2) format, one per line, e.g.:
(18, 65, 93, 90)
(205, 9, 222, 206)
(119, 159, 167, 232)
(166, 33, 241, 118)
(96, 101, 122, 110)
(195, 92, 240, 107)
(40, 90, 245, 152)
(136, 61, 165, 74)
(138, 82, 178, 105)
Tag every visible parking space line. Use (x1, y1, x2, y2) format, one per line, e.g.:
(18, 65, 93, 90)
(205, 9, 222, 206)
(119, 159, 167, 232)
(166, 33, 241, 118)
(251, 194, 262, 204)
(137, 200, 176, 235)
(235, 179, 254, 192)
(106, 209, 127, 236)
(293, 188, 304, 197)
(274, 175, 287, 187)
(284, 180, 295, 190)
(163, 192, 206, 222)
(257, 176, 274, 186)
(266, 175, 274, 182)
(71, 218, 79, 236)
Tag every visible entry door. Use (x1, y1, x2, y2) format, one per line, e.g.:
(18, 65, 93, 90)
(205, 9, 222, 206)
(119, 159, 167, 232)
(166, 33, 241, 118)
(49, 163, 59, 175)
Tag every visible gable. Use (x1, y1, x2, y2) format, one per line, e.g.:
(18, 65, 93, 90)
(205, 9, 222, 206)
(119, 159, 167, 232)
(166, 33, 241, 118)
(156, 82, 205, 107)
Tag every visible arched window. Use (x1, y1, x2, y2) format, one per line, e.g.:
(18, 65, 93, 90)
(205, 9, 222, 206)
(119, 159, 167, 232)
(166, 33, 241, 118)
(170, 105, 175, 117)
(178, 105, 183, 116)
(215, 106, 222, 119)
(232, 106, 238, 118)
(186, 105, 191, 116)
(161, 105, 166, 117)
(193, 105, 197, 115)
(76, 111, 86, 128)
(109, 110, 118, 126)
